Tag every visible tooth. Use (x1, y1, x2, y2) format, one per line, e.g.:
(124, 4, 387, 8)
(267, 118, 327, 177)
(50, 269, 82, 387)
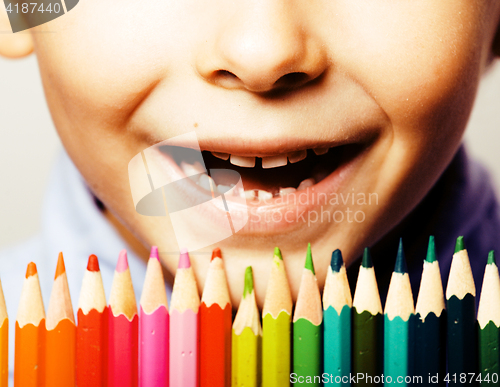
(288, 150, 307, 163)
(199, 174, 215, 192)
(181, 161, 206, 180)
(230, 155, 256, 168)
(279, 187, 296, 196)
(297, 178, 315, 191)
(212, 152, 230, 161)
(262, 155, 287, 169)
(257, 190, 273, 201)
(241, 190, 256, 200)
(313, 147, 329, 156)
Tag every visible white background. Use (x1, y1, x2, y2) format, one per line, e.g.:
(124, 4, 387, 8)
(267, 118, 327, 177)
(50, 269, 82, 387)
(0, 56, 500, 249)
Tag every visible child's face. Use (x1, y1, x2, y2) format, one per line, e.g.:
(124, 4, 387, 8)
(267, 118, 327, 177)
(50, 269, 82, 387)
(28, 0, 500, 303)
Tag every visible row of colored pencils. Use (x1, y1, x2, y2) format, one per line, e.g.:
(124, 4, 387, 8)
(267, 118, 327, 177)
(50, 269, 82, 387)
(0, 236, 498, 386)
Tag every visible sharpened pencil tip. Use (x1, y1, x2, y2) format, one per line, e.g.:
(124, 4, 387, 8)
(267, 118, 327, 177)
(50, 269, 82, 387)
(26, 262, 37, 278)
(454, 236, 465, 253)
(425, 236, 437, 263)
(211, 247, 222, 261)
(488, 250, 496, 265)
(243, 266, 254, 298)
(150, 246, 159, 260)
(305, 243, 315, 274)
(55, 252, 66, 279)
(274, 247, 283, 260)
(395, 238, 407, 274)
(179, 248, 191, 268)
(362, 247, 373, 268)
(330, 249, 344, 273)
(87, 255, 100, 272)
(116, 249, 129, 273)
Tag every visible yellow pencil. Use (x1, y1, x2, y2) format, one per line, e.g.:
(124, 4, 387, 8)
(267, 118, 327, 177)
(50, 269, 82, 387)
(0, 278, 7, 387)
(232, 267, 261, 387)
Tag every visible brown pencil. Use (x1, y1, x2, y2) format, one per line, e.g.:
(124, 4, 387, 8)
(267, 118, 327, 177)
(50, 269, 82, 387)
(15, 262, 46, 386)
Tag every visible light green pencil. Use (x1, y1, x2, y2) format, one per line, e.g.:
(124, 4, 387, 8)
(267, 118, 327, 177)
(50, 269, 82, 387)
(262, 247, 293, 387)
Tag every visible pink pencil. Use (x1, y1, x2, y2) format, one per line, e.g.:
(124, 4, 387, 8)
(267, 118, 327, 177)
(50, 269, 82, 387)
(140, 246, 169, 387)
(108, 250, 138, 387)
(170, 249, 200, 387)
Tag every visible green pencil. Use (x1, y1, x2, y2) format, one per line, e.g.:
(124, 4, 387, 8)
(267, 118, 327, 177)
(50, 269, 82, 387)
(414, 236, 446, 387)
(384, 239, 414, 386)
(446, 236, 476, 386)
(477, 251, 500, 386)
(323, 249, 352, 385)
(232, 267, 262, 387)
(262, 247, 293, 387)
(352, 248, 383, 386)
(292, 244, 323, 386)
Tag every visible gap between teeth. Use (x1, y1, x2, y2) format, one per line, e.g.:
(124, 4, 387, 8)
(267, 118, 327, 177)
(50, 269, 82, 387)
(211, 147, 329, 168)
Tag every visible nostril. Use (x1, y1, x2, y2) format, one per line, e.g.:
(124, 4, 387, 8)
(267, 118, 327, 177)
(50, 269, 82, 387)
(274, 72, 309, 89)
(215, 70, 238, 80)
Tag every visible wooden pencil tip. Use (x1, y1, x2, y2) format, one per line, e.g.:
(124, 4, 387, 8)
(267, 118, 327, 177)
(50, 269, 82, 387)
(26, 262, 37, 278)
(116, 249, 129, 273)
(394, 238, 407, 274)
(330, 249, 344, 273)
(362, 247, 373, 268)
(55, 252, 66, 279)
(305, 243, 315, 274)
(211, 247, 222, 261)
(454, 236, 465, 253)
(488, 250, 496, 265)
(243, 266, 254, 298)
(179, 248, 191, 268)
(150, 246, 159, 260)
(425, 236, 437, 263)
(87, 255, 100, 272)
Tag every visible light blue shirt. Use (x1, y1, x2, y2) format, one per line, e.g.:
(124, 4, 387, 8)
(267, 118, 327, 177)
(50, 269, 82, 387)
(0, 151, 170, 383)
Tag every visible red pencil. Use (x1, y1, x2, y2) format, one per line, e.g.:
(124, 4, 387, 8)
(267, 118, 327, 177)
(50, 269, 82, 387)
(108, 249, 138, 387)
(77, 255, 108, 387)
(200, 247, 232, 387)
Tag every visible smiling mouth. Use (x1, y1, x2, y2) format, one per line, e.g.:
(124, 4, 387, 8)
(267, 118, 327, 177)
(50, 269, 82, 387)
(168, 143, 365, 202)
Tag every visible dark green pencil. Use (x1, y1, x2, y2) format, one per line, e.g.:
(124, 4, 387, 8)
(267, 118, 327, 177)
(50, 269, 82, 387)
(446, 236, 477, 386)
(352, 248, 383, 386)
(415, 236, 446, 386)
(477, 251, 500, 386)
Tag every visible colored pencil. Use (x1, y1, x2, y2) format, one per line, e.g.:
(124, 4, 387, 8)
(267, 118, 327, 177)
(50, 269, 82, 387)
(414, 236, 446, 386)
(15, 262, 45, 386)
(76, 254, 108, 387)
(478, 251, 500, 384)
(293, 244, 323, 386)
(140, 246, 169, 387)
(232, 266, 261, 387)
(446, 236, 477, 385)
(108, 249, 139, 387)
(384, 239, 414, 385)
(323, 249, 352, 385)
(200, 247, 231, 387)
(46, 252, 76, 386)
(170, 249, 200, 387)
(262, 247, 293, 387)
(352, 248, 383, 385)
(0, 279, 7, 386)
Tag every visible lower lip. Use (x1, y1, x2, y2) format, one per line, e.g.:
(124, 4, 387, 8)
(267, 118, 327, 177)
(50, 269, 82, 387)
(154, 148, 362, 235)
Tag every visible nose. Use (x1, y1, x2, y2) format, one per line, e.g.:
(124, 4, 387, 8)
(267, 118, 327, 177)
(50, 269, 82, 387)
(196, 2, 328, 94)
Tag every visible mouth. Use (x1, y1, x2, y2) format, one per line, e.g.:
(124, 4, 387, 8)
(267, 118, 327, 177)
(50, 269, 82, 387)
(169, 143, 366, 204)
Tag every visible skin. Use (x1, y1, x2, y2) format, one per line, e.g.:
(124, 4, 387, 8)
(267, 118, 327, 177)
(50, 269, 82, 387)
(1, 0, 500, 307)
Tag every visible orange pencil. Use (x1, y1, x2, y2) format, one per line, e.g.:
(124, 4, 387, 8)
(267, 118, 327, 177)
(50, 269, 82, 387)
(46, 253, 76, 386)
(15, 262, 45, 386)
(200, 247, 232, 387)
(77, 255, 108, 387)
(0, 278, 7, 386)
